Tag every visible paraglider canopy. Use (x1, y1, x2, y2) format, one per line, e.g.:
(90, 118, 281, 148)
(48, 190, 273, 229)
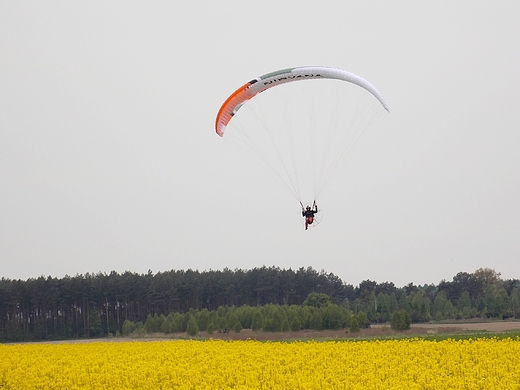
(215, 66, 389, 137)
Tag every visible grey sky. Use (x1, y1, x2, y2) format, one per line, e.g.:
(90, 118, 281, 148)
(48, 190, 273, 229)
(1, 2, 518, 287)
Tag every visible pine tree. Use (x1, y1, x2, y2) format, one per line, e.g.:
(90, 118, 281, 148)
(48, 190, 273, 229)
(349, 317, 360, 333)
(186, 315, 199, 336)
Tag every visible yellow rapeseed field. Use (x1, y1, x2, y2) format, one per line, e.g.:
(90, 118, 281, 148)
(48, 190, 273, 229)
(1, 337, 519, 389)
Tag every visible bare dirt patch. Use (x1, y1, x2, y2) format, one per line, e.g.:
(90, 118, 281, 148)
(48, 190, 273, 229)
(192, 320, 520, 341)
(131, 320, 520, 342)
(404, 321, 520, 333)
(12, 320, 520, 345)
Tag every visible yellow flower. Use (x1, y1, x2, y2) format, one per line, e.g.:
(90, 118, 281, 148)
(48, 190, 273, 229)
(0, 337, 519, 389)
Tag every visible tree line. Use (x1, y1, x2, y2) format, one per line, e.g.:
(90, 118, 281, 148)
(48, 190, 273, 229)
(0, 266, 518, 341)
(121, 292, 372, 337)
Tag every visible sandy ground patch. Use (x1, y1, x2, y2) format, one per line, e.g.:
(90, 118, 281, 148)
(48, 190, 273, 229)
(405, 321, 520, 333)
(9, 320, 520, 344)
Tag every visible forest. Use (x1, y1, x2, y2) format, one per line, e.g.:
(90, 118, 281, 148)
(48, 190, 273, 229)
(1, 266, 518, 341)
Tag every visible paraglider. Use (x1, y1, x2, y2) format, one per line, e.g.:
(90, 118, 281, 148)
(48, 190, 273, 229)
(302, 201, 319, 230)
(215, 66, 389, 229)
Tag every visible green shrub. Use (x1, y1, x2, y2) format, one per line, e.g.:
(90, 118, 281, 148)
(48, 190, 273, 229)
(290, 317, 302, 331)
(391, 310, 411, 331)
(350, 317, 360, 333)
(206, 322, 216, 335)
(122, 320, 136, 336)
(186, 315, 199, 336)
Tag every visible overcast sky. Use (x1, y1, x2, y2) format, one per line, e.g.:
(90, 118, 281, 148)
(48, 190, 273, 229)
(1, 2, 519, 287)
